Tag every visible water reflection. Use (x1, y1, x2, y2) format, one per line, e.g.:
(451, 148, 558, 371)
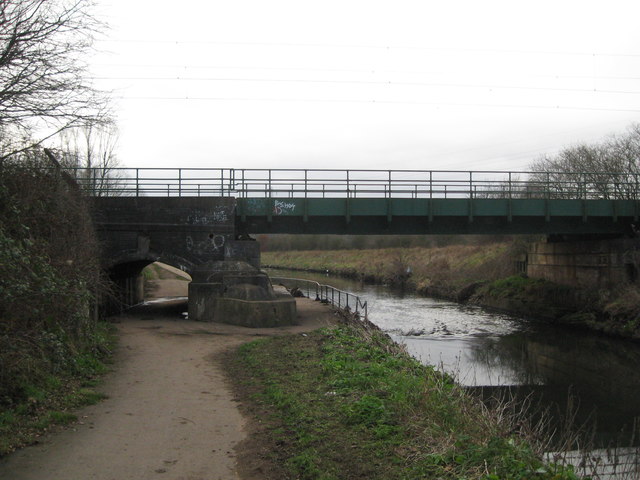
(465, 328, 640, 447)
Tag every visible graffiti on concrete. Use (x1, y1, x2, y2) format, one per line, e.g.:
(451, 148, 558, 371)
(185, 234, 226, 255)
(187, 206, 231, 225)
(273, 200, 296, 215)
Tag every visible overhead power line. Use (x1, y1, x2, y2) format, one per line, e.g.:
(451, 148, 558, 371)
(94, 76, 640, 96)
(100, 38, 640, 58)
(115, 95, 640, 113)
(95, 63, 640, 80)
(93, 63, 640, 82)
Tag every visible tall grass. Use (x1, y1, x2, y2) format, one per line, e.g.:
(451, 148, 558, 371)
(264, 242, 521, 299)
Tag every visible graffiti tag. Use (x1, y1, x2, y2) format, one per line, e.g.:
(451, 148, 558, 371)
(185, 234, 226, 255)
(273, 200, 296, 215)
(187, 206, 230, 225)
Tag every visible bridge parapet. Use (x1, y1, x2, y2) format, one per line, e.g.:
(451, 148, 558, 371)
(66, 167, 640, 200)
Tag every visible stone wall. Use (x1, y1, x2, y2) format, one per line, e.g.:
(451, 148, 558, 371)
(527, 238, 639, 289)
(93, 196, 236, 273)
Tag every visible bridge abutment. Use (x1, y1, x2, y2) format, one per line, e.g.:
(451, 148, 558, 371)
(527, 237, 639, 289)
(93, 197, 298, 324)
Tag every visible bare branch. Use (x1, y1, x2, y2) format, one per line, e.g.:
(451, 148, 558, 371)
(0, 0, 110, 146)
(528, 123, 640, 200)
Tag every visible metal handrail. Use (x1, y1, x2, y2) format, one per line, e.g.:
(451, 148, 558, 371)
(271, 276, 368, 320)
(57, 167, 640, 200)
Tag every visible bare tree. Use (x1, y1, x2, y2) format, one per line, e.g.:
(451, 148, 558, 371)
(56, 124, 125, 195)
(527, 124, 640, 199)
(0, 0, 109, 160)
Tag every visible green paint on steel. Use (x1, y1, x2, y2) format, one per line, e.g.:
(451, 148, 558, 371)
(238, 198, 638, 218)
(236, 197, 638, 235)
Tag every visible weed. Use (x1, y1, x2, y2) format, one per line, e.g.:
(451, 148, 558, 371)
(227, 325, 579, 479)
(48, 411, 77, 425)
(0, 338, 112, 455)
(64, 388, 108, 407)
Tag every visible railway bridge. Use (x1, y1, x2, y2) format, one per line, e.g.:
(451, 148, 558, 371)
(81, 168, 640, 308)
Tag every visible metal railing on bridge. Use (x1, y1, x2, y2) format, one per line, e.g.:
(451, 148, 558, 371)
(64, 167, 640, 200)
(271, 276, 368, 320)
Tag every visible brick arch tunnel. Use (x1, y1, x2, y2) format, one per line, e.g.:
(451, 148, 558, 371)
(104, 253, 200, 313)
(93, 196, 262, 314)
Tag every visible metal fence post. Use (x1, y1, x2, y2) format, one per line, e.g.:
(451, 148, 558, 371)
(346, 170, 350, 198)
(546, 172, 551, 199)
(429, 171, 433, 198)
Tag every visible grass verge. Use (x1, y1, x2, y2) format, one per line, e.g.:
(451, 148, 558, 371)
(225, 321, 580, 479)
(0, 322, 116, 457)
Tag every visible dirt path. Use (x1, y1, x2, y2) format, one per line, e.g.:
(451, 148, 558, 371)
(0, 293, 336, 480)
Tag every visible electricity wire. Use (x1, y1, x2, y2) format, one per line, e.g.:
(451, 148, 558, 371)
(93, 75, 640, 96)
(113, 95, 640, 113)
(99, 38, 640, 58)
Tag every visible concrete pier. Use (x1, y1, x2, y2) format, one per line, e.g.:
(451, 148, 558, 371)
(188, 260, 297, 327)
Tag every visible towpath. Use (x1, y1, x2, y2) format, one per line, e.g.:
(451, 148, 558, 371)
(0, 278, 335, 480)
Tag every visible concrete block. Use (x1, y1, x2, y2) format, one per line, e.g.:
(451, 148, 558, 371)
(214, 296, 297, 328)
(188, 282, 223, 321)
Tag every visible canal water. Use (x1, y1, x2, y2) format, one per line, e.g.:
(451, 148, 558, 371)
(268, 269, 640, 477)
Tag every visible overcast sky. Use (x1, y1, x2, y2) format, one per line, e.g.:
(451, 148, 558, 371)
(89, 0, 640, 172)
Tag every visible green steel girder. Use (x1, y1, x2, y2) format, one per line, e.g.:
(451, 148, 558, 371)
(236, 197, 639, 236)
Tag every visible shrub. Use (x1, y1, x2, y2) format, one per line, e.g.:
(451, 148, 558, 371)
(0, 153, 106, 405)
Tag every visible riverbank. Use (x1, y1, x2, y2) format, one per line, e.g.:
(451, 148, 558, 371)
(0, 266, 620, 479)
(0, 292, 580, 480)
(263, 245, 640, 340)
(225, 311, 580, 479)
